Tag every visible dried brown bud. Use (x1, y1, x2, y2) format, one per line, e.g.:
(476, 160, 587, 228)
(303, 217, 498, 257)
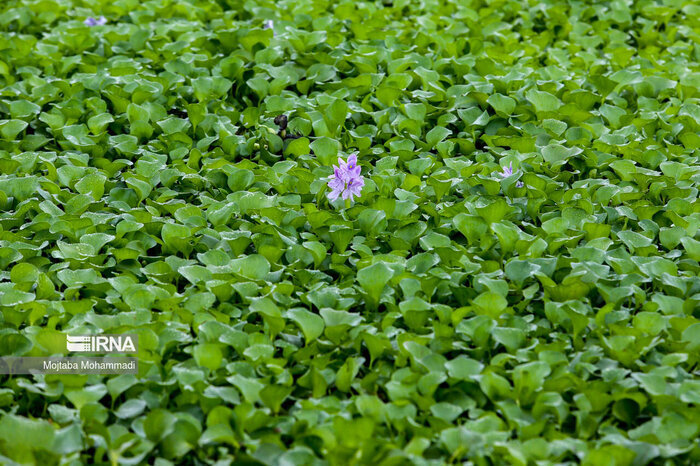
(274, 114, 288, 130)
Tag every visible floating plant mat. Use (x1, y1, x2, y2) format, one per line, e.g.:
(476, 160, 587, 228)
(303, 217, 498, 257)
(0, 0, 700, 464)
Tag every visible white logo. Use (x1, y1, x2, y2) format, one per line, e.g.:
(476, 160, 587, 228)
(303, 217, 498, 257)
(66, 336, 92, 352)
(66, 335, 137, 353)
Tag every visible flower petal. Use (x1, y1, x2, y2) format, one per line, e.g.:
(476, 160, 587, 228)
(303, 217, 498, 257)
(328, 188, 342, 201)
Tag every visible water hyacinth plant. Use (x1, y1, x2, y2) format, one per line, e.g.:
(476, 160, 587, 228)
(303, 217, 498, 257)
(2, 0, 700, 464)
(327, 154, 364, 202)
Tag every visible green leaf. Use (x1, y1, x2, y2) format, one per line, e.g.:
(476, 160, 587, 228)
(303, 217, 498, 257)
(541, 144, 582, 167)
(286, 308, 324, 343)
(445, 356, 484, 380)
(336, 357, 363, 392)
(0, 119, 28, 140)
(426, 126, 451, 148)
(115, 399, 147, 419)
(357, 262, 393, 308)
(65, 385, 107, 409)
(75, 173, 107, 201)
(260, 385, 292, 413)
(87, 113, 114, 134)
(526, 88, 561, 113)
(161, 223, 192, 255)
(193, 343, 223, 370)
(226, 168, 255, 192)
(192, 76, 232, 102)
(0, 414, 55, 452)
(144, 409, 177, 442)
(230, 254, 270, 280)
(487, 94, 516, 116)
(310, 136, 340, 165)
(10, 100, 41, 119)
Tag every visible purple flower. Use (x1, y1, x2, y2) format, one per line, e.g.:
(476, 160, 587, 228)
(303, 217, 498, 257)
(84, 16, 107, 26)
(328, 166, 346, 199)
(328, 154, 365, 202)
(343, 176, 364, 201)
(499, 162, 524, 188)
(263, 20, 275, 37)
(501, 163, 513, 177)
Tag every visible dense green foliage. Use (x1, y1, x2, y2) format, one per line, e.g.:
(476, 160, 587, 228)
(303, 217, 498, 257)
(1, 0, 700, 464)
